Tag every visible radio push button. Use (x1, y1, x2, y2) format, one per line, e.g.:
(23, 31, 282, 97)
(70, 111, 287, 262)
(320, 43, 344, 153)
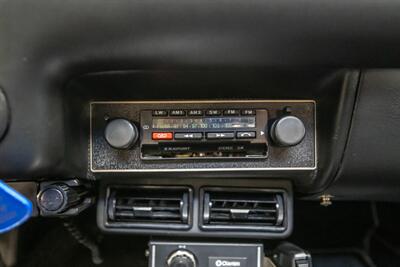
(152, 110, 168, 116)
(170, 110, 186, 116)
(236, 131, 256, 139)
(206, 132, 235, 139)
(188, 110, 203, 116)
(152, 132, 173, 140)
(223, 109, 240, 115)
(175, 133, 203, 140)
(205, 109, 222, 116)
(241, 109, 256, 116)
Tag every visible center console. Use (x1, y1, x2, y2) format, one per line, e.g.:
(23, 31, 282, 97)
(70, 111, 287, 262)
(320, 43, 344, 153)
(38, 69, 356, 266)
(90, 100, 314, 238)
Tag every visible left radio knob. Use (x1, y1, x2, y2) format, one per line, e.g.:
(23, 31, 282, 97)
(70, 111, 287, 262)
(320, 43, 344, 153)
(104, 119, 139, 149)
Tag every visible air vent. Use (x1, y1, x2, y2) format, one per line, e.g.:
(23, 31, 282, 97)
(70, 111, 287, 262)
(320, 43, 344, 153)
(201, 188, 286, 232)
(106, 186, 191, 229)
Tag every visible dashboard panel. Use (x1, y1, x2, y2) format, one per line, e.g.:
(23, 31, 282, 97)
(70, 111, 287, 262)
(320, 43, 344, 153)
(0, 68, 358, 195)
(1, 0, 400, 204)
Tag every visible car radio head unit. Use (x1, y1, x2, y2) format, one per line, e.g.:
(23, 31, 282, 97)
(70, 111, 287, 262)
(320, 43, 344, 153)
(90, 100, 316, 172)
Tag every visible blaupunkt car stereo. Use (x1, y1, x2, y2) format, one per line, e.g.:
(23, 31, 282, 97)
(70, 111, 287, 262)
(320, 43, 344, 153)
(90, 100, 316, 172)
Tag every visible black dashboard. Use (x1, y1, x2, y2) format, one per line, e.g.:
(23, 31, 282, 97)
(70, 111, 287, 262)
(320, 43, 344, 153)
(4, 2, 400, 267)
(2, 0, 400, 249)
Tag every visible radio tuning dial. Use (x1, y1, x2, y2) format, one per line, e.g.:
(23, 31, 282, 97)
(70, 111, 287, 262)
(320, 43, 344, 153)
(271, 115, 306, 146)
(104, 118, 139, 149)
(167, 250, 197, 267)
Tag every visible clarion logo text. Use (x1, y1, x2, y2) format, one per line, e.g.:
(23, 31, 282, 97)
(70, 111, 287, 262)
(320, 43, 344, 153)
(215, 260, 241, 267)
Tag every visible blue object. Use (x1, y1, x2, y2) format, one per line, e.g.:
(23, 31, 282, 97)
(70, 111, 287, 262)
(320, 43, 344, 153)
(0, 180, 32, 234)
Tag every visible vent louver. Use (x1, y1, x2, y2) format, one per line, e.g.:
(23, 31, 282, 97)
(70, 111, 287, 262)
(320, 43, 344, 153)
(106, 186, 191, 229)
(201, 189, 285, 231)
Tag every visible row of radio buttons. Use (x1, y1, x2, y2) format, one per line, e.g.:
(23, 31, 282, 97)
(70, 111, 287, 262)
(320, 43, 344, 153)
(152, 109, 256, 117)
(151, 131, 257, 140)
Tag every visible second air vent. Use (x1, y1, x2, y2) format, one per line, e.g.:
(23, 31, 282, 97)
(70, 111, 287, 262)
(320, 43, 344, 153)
(200, 188, 286, 232)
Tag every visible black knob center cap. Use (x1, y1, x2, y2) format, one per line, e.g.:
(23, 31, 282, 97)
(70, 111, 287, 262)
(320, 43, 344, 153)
(271, 116, 306, 146)
(38, 188, 65, 211)
(104, 119, 138, 149)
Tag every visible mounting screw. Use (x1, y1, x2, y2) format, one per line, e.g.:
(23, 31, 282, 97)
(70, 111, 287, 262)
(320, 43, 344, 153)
(320, 194, 333, 207)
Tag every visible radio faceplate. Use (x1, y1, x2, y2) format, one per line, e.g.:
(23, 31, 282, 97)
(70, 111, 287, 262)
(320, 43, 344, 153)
(140, 109, 268, 160)
(90, 100, 316, 172)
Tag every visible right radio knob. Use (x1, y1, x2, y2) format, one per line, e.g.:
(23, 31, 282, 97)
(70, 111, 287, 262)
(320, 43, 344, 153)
(270, 115, 306, 146)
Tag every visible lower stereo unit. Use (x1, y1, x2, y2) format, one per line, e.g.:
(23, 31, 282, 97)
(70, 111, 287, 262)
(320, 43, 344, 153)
(149, 241, 264, 267)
